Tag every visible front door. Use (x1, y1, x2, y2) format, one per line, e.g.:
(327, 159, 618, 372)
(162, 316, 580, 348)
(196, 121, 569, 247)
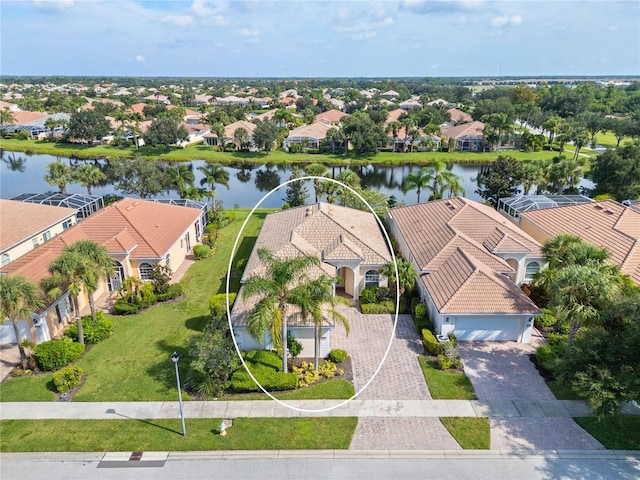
(107, 261, 125, 292)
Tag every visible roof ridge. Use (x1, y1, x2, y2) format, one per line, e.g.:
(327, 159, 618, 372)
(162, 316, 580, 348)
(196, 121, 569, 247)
(114, 200, 165, 256)
(440, 248, 478, 311)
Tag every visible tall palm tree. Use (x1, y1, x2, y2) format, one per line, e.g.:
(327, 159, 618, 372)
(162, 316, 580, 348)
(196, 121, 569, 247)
(402, 166, 434, 203)
(233, 127, 249, 151)
(166, 163, 195, 198)
(549, 155, 584, 195)
(197, 163, 230, 198)
(428, 161, 465, 199)
(44, 160, 73, 194)
(126, 111, 144, 149)
(543, 115, 563, 146)
(241, 248, 320, 372)
(385, 121, 401, 152)
(300, 275, 349, 371)
(303, 163, 328, 203)
(73, 164, 106, 195)
(210, 122, 226, 151)
(0, 275, 44, 369)
(380, 258, 417, 297)
(401, 117, 415, 151)
(0, 108, 15, 126)
(325, 127, 344, 154)
(491, 112, 515, 149)
(69, 240, 114, 323)
(44, 117, 60, 140)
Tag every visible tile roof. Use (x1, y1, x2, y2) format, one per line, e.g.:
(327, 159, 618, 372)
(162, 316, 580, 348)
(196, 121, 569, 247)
(285, 122, 333, 140)
(223, 120, 257, 138)
(520, 200, 640, 284)
(1, 198, 202, 284)
(422, 248, 541, 314)
(0, 200, 76, 252)
(9, 110, 49, 125)
(440, 121, 485, 139)
(447, 108, 473, 124)
(315, 109, 349, 124)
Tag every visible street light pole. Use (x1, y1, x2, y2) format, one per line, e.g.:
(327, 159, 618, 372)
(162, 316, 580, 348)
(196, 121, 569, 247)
(171, 352, 186, 436)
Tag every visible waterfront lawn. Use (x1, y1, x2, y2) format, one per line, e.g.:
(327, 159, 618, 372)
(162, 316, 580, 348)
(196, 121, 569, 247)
(418, 356, 477, 400)
(0, 417, 357, 452)
(440, 417, 490, 449)
(574, 417, 640, 450)
(0, 209, 271, 402)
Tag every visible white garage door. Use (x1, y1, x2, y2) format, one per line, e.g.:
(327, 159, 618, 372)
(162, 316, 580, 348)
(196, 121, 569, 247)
(454, 317, 521, 341)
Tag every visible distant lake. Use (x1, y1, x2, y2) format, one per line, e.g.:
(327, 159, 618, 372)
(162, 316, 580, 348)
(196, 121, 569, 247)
(0, 151, 594, 209)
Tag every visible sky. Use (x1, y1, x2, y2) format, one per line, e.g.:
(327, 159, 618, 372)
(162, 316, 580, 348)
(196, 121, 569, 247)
(1, 0, 639, 78)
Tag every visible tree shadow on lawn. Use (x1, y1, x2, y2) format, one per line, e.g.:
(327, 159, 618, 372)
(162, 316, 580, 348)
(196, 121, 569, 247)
(185, 314, 210, 332)
(146, 340, 193, 394)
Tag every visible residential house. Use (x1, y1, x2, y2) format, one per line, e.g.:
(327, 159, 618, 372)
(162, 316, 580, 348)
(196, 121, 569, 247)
(440, 121, 485, 151)
(179, 123, 210, 146)
(231, 203, 391, 354)
(314, 109, 349, 125)
(282, 122, 333, 151)
(204, 120, 257, 149)
(381, 90, 400, 99)
(387, 198, 544, 342)
(399, 99, 422, 110)
(0, 200, 77, 268)
(143, 93, 171, 104)
(0, 198, 206, 345)
(517, 200, 640, 285)
(447, 108, 472, 124)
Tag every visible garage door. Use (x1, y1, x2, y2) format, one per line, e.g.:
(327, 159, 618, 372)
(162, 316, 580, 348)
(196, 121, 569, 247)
(454, 317, 521, 341)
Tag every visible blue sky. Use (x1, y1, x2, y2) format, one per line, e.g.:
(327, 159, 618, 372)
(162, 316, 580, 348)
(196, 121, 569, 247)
(2, 0, 639, 77)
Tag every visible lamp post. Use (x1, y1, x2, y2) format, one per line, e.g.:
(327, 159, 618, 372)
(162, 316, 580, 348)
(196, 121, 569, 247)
(171, 352, 186, 436)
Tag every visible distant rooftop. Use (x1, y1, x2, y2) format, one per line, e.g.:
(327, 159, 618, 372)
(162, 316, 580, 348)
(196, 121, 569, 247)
(10, 193, 104, 220)
(498, 194, 594, 219)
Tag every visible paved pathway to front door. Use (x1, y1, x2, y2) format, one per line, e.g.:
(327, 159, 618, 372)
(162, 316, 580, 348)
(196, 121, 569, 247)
(331, 306, 461, 450)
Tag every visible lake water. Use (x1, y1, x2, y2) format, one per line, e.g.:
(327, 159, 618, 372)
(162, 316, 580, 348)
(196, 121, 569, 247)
(0, 151, 594, 209)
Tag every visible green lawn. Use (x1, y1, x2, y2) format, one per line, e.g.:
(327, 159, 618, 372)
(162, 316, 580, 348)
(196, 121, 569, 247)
(1, 137, 571, 166)
(0, 374, 57, 402)
(418, 356, 477, 400)
(440, 417, 490, 449)
(0, 417, 357, 452)
(574, 417, 640, 450)
(1, 209, 272, 402)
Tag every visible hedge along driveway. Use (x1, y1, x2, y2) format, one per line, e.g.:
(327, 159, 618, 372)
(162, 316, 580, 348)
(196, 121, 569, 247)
(1, 209, 270, 402)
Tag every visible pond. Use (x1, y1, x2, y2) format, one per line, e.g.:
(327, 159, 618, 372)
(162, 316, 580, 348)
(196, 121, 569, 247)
(0, 151, 594, 209)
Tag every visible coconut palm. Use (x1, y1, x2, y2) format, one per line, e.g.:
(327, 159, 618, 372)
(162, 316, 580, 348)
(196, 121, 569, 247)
(73, 164, 106, 195)
(197, 163, 230, 198)
(543, 115, 563, 145)
(209, 122, 226, 151)
(241, 248, 320, 372)
(428, 161, 466, 199)
(44, 117, 60, 140)
(300, 275, 349, 371)
(385, 121, 401, 152)
(69, 240, 114, 323)
(233, 127, 249, 151)
(402, 166, 434, 203)
(325, 127, 344, 154)
(303, 163, 329, 203)
(401, 117, 415, 151)
(0, 108, 15, 126)
(126, 112, 144, 149)
(166, 163, 195, 198)
(379, 257, 417, 297)
(44, 160, 73, 194)
(549, 155, 584, 195)
(0, 275, 44, 369)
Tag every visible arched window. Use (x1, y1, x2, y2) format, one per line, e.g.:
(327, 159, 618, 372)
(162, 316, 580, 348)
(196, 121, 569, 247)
(139, 262, 154, 281)
(525, 262, 541, 278)
(364, 270, 380, 288)
(1, 254, 10, 267)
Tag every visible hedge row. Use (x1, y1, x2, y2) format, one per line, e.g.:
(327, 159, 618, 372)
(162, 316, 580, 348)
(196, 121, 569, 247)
(245, 349, 282, 372)
(113, 283, 183, 315)
(230, 363, 298, 392)
(209, 292, 237, 320)
(360, 297, 408, 314)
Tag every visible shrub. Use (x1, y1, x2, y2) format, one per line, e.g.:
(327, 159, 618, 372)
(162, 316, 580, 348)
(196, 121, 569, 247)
(53, 365, 83, 393)
(193, 244, 211, 260)
(230, 363, 298, 392)
(437, 354, 452, 370)
(287, 334, 303, 360)
(360, 301, 394, 314)
(535, 309, 556, 331)
(245, 349, 282, 372)
(413, 303, 431, 331)
(209, 293, 237, 320)
(448, 333, 458, 347)
(441, 343, 462, 369)
(535, 345, 558, 373)
(293, 360, 343, 388)
(64, 313, 114, 344)
(328, 349, 348, 363)
(410, 297, 420, 317)
(112, 299, 141, 315)
(147, 264, 172, 294)
(34, 338, 85, 372)
(359, 286, 378, 305)
(422, 329, 440, 356)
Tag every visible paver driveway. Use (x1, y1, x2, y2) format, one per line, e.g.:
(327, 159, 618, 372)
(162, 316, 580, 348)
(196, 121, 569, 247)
(458, 336, 604, 451)
(332, 305, 461, 450)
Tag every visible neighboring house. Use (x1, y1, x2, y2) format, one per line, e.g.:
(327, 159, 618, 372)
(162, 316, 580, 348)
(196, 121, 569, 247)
(384, 108, 407, 126)
(387, 197, 544, 342)
(0, 198, 206, 345)
(440, 121, 485, 151)
(143, 94, 171, 104)
(215, 95, 250, 106)
(231, 203, 391, 354)
(497, 194, 594, 222)
(315, 109, 349, 125)
(517, 199, 640, 286)
(381, 90, 400, 98)
(178, 123, 210, 146)
(204, 120, 257, 149)
(282, 122, 333, 150)
(10, 193, 104, 220)
(0, 200, 77, 268)
(399, 99, 422, 110)
(447, 108, 472, 124)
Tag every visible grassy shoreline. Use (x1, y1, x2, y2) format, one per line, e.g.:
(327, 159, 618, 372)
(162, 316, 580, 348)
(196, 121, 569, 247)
(1, 137, 574, 166)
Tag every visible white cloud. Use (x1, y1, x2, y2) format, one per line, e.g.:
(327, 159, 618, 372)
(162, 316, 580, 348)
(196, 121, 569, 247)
(163, 15, 193, 27)
(237, 28, 260, 45)
(135, 55, 145, 63)
(352, 31, 377, 40)
(190, 0, 229, 26)
(31, 0, 74, 11)
(491, 14, 523, 27)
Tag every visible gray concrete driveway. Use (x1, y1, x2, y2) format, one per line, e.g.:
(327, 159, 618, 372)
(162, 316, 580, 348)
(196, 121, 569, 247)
(458, 336, 604, 451)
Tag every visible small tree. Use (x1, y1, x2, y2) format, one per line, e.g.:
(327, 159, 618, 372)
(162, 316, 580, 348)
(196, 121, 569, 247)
(283, 166, 309, 208)
(147, 264, 173, 294)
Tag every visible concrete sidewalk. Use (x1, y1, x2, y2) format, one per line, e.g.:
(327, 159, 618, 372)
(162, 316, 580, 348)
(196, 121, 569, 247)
(4, 398, 638, 420)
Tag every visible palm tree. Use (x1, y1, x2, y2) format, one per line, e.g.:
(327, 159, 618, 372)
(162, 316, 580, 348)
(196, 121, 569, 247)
(385, 121, 401, 152)
(402, 166, 434, 203)
(572, 129, 590, 160)
(543, 115, 563, 146)
(197, 163, 230, 198)
(44, 160, 73, 194)
(166, 163, 195, 198)
(325, 127, 344, 154)
(208, 122, 226, 151)
(491, 112, 515, 149)
(379, 258, 417, 297)
(428, 161, 465, 199)
(44, 117, 60, 140)
(0, 108, 15, 126)
(241, 248, 320, 372)
(233, 127, 249, 151)
(126, 112, 144, 149)
(300, 275, 349, 371)
(303, 163, 328, 203)
(69, 240, 114, 323)
(0, 275, 44, 369)
(401, 117, 415, 151)
(73, 164, 106, 195)
(549, 155, 585, 195)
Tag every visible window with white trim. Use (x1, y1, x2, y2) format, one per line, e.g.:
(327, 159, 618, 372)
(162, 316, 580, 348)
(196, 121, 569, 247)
(138, 262, 154, 281)
(1, 254, 9, 267)
(525, 262, 541, 278)
(165, 254, 171, 271)
(364, 270, 380, 288)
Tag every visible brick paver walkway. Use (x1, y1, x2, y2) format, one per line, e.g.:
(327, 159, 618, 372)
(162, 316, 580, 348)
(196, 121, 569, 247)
(349, 418, 462, 450)
(490, 418, 604, 450)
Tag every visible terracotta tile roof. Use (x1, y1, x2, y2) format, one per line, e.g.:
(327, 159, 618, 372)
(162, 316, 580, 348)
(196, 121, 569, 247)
(0, 200, 76, 252)
(9, 110, 48, 125)
(314, 109, 349, 124)
(223, 120, 257, 138)
(440, 121, 485, 139)
(483, 226, 535, 254)
(285, 122, 332, 140)
(422, 248, 541, 314)
(384, 108, 407, 126)
(520, 200, 640, 284)
(1, 198, 202, 284)
(447, 108, 473, 124)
